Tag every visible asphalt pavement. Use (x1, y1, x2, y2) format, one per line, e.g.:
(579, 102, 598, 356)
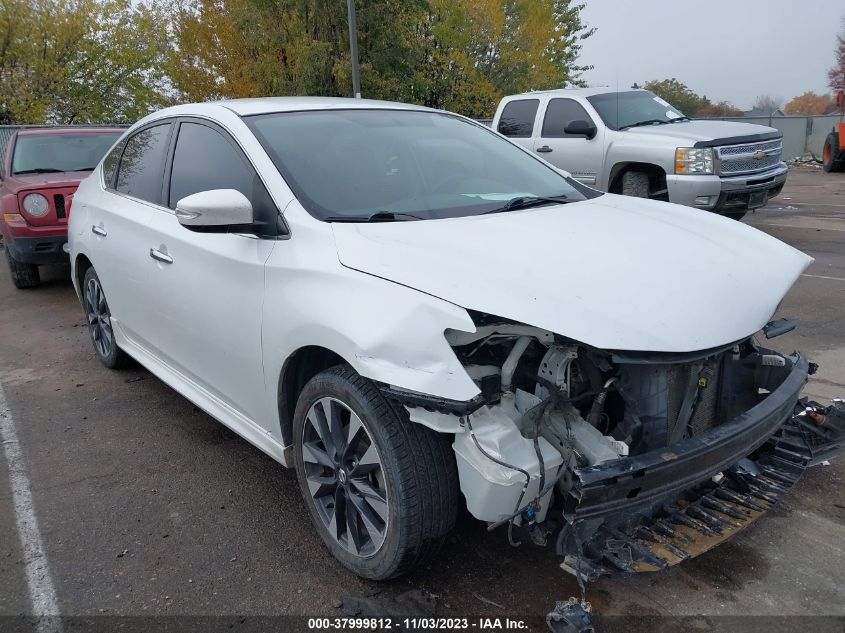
(0, 166, 843, 632)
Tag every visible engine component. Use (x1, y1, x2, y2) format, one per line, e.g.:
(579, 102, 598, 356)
(502, 336, 532, 393)
(546, 598, 594, 633)
(535, 345, 579, 399)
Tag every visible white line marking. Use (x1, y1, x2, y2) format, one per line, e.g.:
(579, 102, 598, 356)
(0, 381, 62, 633)
(802, 274, 845, 282)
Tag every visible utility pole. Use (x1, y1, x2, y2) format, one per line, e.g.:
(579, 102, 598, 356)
(346, 0, 361, 98)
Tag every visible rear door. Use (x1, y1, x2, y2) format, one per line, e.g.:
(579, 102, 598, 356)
(87, 121, 173, 351)
(495, 98, 541, 151)
(147, 119, 277, 424)
(532, 98, 605, 185)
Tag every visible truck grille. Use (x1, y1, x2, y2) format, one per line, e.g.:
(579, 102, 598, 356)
(717, 139, 783, 176)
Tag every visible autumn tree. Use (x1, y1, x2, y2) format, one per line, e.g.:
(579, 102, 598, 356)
(642, 79, 710, 117)
(696, 101, 744, 118)
(784, 91, 834, 115)
(0, 0, 171, 123)
(829, 17, 845, 90)
(166, 0, 594, 118)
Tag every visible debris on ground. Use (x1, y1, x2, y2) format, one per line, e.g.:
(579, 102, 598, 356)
(546, 597, 594, 633)
(341, 589, 436, 626)
(471, 591, 504, 609)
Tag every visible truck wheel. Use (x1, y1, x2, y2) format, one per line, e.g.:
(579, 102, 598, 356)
(621, 171, 651, 198)
(4, 247, 40, 289)
(823, 133, 845, 173)
(82, 267, 130, 369)
(292, 365, 458, 580)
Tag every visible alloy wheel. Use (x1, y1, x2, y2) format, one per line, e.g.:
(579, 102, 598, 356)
(85, 276, 113, 358)
(301, 397, 389, 558)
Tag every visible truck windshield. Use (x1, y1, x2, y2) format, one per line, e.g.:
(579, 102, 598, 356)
(11, 132, 121, 175)
(587, 91, 688, 131)
(245, 109, 599, 222)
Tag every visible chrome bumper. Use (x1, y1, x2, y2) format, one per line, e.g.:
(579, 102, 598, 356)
(666, 163, 788, 213)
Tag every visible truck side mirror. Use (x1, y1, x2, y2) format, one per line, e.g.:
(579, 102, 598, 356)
(564, 120, 598, 140)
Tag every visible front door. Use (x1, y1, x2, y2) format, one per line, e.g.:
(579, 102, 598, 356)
(533, 98, 605, 186)
(147, 120, 279, 425)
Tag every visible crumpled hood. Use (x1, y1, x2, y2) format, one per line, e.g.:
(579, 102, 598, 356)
(626, 120, 780, 145)
(331, 195, 812, 353)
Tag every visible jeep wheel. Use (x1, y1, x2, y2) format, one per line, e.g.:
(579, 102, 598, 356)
(823, 133, 845, 173)
(621, 170, 651, 198)
(4, 247, 40, 289)
(83, 267, 130, 369)
(292, 365, 458, 580)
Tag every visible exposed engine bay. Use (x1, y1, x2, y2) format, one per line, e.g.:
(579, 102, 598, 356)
(392, 314, 845, 579)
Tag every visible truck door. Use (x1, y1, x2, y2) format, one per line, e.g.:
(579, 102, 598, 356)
(532, 98, 605, 186)
(495, 98, 541, 151)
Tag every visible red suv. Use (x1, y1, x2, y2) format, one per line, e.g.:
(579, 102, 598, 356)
(1, 127, 123, 288)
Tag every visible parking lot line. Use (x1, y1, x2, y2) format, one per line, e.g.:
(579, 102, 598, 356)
(802, 274, 845, 282)
(0, 381, 62, 633)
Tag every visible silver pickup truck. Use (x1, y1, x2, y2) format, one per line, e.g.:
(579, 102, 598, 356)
(491, 88, 788, 220)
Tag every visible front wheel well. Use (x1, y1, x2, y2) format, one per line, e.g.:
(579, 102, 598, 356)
(609, 162, 668, 199)
(74, 254, 93, 293)
(278, 346, 346, 446)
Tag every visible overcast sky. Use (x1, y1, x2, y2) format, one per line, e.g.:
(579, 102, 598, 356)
(578, 0, 843, 109)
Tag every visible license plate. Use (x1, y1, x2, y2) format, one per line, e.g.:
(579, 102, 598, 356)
(748, 191, 768, 208)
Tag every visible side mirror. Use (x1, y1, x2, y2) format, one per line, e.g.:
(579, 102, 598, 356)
(564, 119, 598, 140)
(175, 189, 253, 227)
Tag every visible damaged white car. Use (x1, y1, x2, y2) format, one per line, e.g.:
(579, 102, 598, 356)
(69, 98, 845, 582)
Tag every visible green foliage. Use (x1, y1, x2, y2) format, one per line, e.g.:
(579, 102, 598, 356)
(0, 0, 171, 124)
(166, 0, 594, 118)
(643, 78, 711, 118)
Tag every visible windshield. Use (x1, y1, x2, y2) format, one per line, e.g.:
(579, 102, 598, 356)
(587, 91, 687, 131)
(11, 132, 121, 175)
(245, 109, 598, 221)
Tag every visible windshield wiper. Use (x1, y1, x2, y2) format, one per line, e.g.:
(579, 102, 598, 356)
(666, 116, 691, 123)
(69, 166, 96, 171)
(620, 119, 672, 130)
(12, 168, 63, 175)
(323, 211, 425, 223)
(482, 195, 569, 215)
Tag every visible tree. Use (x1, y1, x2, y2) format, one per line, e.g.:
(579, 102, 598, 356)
(829, 17, 845, 90)
(696, 101, 744, 118)
(752, 94, 783, 114)
(166, 0, 595, 118)
(0, 0, 171, 123)
(642, 78, 710, 117)
(784, 91, 835, 115)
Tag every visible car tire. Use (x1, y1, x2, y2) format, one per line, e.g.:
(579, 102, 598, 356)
(621, 170, 651, 198)
(722, 211, 747, 221)
(4, 247, 40, 289)
(823, 133, 845, 173)
(82, 267, 130, 369)
(292, 364, 458, 580)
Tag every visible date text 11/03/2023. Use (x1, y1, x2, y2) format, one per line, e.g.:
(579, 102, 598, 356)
(307, 617, 529, 630)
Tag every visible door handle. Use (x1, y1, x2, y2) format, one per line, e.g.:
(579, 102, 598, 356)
(536, 146, 553, 153)
(91, 225, 107, 237)
(149, 248, 173, 264)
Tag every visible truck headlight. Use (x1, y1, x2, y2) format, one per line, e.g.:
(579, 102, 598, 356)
(22, 193, 49, 217)
(675, 148, 714, 175)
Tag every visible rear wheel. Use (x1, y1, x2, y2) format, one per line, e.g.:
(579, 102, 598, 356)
(83, 267, 130, 369)
(621, 170, 651, 198)
(4, 247, 40, 289)
(823, 133, 845, 173)
(292, 365, 458, 580)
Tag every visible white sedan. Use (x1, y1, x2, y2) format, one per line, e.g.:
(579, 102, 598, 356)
(69, 97, 840, 582)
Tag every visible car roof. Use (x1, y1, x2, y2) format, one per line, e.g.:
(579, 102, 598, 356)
(16, 127, 125, 136)
(145, 97, 436, 121)
(504, 87, 647, 99)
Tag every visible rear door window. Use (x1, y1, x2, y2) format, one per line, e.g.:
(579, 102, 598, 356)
(497, 99, 540, 138)
(115, 123, 172, 204)
(541, 99, 595, 138)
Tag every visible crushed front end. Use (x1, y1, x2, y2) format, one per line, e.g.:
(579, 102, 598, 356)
(387, 318, 845, 578)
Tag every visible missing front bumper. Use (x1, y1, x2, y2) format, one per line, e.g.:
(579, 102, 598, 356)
(556, 355, 845, 579)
